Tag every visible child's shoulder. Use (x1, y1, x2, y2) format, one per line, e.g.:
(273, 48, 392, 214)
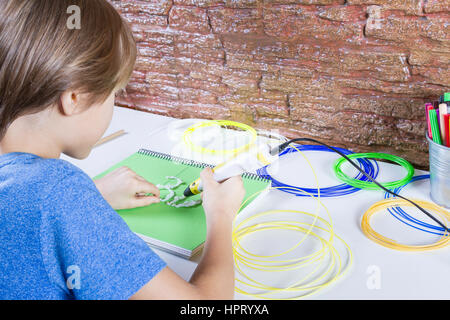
(0, 153, 94, 200)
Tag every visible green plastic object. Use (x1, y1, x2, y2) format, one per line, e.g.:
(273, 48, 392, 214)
(333, 153, 414, 190)
(444, 92, 450, 102)
(429, 108, 442, 145)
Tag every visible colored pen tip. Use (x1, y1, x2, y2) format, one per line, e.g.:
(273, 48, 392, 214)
(183, 186, 194, 197)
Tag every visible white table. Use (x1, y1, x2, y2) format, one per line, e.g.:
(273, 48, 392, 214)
(62, 106, 450, 300)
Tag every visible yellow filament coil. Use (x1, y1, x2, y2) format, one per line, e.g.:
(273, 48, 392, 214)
(361, 198, 450, 251)
(232, 144, 353, 299)
(182, 120, 257, 156)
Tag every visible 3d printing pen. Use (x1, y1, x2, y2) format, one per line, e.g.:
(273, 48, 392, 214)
(183, 144, 276, 197)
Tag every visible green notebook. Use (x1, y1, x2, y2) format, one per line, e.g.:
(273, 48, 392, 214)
(94, 149, 270, 259)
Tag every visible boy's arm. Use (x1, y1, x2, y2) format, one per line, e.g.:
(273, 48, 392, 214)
(130, 168, 244, 300)
(130, 213, 234, 300)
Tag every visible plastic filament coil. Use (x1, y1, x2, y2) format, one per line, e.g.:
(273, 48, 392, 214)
(233, 144, 352, 299)
(361, 198, 450, 251)
(384, 175, 449, 236)
(257, 145, 380, 197)
(334, 152, 414, 190)
(182, 120, 258, 156)
(233, 201, 353, 299)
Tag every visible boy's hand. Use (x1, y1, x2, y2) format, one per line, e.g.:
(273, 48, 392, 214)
(94, 166, 160, 210)
(200, 167, 245, 225)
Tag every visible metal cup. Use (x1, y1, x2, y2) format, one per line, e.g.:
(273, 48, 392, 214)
(427, 136, 450, 209)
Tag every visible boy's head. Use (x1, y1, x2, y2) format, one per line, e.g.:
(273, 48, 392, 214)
(0, 0, 136, 159)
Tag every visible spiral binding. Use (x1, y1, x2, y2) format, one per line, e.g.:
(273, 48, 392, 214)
(242, 172, 271, 182)
(138, 148, 213, 168)
(137, 149, 270, 183)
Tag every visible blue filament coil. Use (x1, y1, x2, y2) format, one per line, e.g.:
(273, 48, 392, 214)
(257, 144, 380, 198)
(384, 175, 447, 236)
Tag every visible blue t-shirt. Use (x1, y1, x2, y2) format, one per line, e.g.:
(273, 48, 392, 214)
(0, 152, 166, 300)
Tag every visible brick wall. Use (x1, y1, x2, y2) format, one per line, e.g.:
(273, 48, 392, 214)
(109, 0, 450, 168)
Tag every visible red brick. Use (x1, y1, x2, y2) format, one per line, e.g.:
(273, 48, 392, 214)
(278, 120, 335, 141)
(396, 119, 426, 136)
(124, 81, 153, 94)
(267, 0, 345, 4)
(109, 0, 172, 16)
(264, 5, 362, 43)
(139, 72, 179, 100)
(115, 95, 180, 117)
(177, 74, 229, 95)
(411, 66, 450, 87)
(121, 13, 168, 28)
(189, 70, 222, 83)
(318, 6, 366, 22)
(174, 0, 261, 8)
(273, 65, 316, 78)
(321, 50, 411, 82)
(208, 8, 263, 34)
(175, 32, 223, 49)
(130, 26, 174, 45)
(346, 0, 423, 15)
(220, 95, 288, 117)
(219, 90, 261, 108)
(219, 99, 256, 124)
(424, 0, 450, 13)
(173, 0, 224, 7)
(225, 50, 316, 77)
(174, 32, 225, 61)
(422, 18, 450, 43)
(150, 85, 180, 100)
(261, 89, 287, 101)
(222, 68, 261, 93)
(222, 68, 260, 80)
(144, 72, 179, 99)
(296, 44, 336, 64)
(227, 53, 270, 72)
(365, 14, 449, 46)
(222, 35, 298, 59)
(338, 78, 446, 98)
(224, 0, 261, 8)
(289, 93, 337, 111)
(176, 103, 231, 119)
(179, 87, 218, 104)
(334, 112, 398, 146)
(255, 119, 290, 134)
(129, 70, 146, 82)
(339, 96, 426, 120)
(176, 42, 225, 60)
(169, 6, 210, 34)
(146, 72, 178, 86)
(290, 107, 335, 127)
(135, 56, 178, 74)
(261, 74, 338, 95)
(253, 102, 289, 117)
(409, 50, 450, 67)
(137, 42, 174, 58)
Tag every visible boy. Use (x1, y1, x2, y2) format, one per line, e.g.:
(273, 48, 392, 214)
(0, 0, 244, 300)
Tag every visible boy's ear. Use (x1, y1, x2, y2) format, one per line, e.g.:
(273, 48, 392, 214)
(58, 90, 86, 116)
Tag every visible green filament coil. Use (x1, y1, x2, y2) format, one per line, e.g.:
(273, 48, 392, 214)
(333, 153, 414, 190)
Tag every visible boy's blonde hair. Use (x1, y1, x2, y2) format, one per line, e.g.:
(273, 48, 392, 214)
(0, 0, 136, 139)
